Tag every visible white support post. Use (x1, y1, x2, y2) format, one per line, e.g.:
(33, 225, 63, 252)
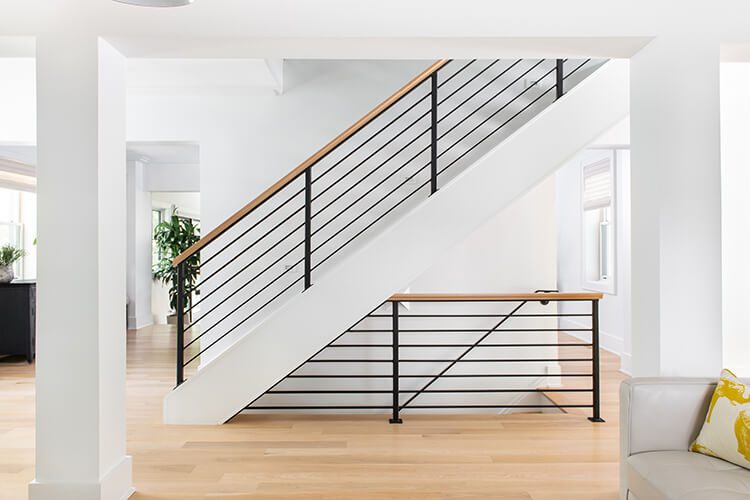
(630, 36, 723, 377)
(30, 34, 133, 500)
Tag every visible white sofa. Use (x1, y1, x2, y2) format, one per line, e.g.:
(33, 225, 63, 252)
(620, 378, 750, 499)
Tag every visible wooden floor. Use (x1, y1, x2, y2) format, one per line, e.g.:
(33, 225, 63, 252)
(0, 324, 626, 499)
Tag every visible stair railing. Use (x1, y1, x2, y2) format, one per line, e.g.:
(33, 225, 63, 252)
(172, 58, 597, 386)
(244, 291, 605, 423)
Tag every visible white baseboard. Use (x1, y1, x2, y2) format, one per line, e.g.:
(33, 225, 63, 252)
(559, 317, 629, 374)
(127, 315, 153, 331)
(619, 352, 632, 376)
(29, 455, 133, 500)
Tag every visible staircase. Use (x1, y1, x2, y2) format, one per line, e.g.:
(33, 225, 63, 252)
(164, 58, 629, 424)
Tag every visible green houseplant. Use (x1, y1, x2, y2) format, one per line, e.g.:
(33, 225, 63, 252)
(0, 245, 25, 283)
(152, 213, 200, 316)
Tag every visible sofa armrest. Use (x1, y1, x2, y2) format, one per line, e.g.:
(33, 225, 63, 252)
(619, 378, 716, 500)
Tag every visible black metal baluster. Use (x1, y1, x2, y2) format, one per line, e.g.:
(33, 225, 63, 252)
(389, 300, 403, 424)
(588, 298, 604, 422)
(555, 59, 564, 99)
(176, 262, 185, 386)
(430, 72, 439, 194)
(304, 167, 312, 289)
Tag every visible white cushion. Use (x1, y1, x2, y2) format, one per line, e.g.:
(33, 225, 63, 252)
(627, 451, 750, 500)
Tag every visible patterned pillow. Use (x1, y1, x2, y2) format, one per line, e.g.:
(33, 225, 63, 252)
(691, 369, 750, 469)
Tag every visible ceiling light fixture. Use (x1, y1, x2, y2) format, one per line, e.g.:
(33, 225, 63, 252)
(113, 0, 193, 7)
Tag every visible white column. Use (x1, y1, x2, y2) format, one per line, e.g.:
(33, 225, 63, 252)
(30, 35, 133, 500)
(127, 160, 153, 330)
(630, 36, 723, 377)
(720, 62, 750, 376)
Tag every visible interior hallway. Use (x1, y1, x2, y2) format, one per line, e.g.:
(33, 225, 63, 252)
(0, 325, 626, 499)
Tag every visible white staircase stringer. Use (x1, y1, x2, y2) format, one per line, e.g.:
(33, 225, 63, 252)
(164, 59, 629, 424)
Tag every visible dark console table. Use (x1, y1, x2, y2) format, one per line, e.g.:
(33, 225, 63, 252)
(0, 280, 36, 362)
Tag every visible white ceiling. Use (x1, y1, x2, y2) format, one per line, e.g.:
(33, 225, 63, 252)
(1, 1, 750, 59)
(128, 58, 283, 94)
(126, 141, 200, 165)
(0, 141, 200, 167)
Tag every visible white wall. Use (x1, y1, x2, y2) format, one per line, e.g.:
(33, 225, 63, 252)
(0, 57, 35, 142)
(411, 177, 557, 294)
(555, 144, 632, 373)
(720, 62, 750, 377)
(143, 163, 199, 192)
(126, 160, 153, 330)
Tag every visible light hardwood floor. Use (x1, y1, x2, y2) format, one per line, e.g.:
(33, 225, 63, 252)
(0, 325, 626, 499)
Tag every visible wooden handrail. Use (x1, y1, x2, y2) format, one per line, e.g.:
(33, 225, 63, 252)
(173, 59, 450, 267)
(387, 292, 603, 302)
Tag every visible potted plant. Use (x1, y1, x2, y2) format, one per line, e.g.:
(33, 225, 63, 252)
(152, 212, 200, 323)
(0, 245, 25, 283)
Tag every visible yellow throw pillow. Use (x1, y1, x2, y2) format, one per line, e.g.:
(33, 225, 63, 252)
(691, 368, 750, 469)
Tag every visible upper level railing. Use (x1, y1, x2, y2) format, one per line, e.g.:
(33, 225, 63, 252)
(172, 58, 598, 386)
(243, 291, 605, 423)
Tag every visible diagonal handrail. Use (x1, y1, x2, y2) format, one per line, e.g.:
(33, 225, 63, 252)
(172, 59, 450, 267)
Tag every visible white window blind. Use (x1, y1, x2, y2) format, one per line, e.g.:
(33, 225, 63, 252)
(583, 159, 612, 210)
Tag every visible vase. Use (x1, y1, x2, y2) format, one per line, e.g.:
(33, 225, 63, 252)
(0, 264, 14, 283)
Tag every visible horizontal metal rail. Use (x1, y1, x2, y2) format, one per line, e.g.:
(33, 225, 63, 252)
(327, 343, 592, 348)
(266, 388, 592, 394)
(346, 328, 592, 333)
(242, 293, 605, 424)
(246, 405, 594, 410)
(283, 373, 594, 378)
(304, 358, 593, 363)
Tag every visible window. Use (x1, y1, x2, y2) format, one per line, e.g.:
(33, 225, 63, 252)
(0, 188, 36, 279)
(582, 152, 615, 294)
(0, 221, 23, 276)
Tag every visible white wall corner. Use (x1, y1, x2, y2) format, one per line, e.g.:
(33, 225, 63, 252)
(619, 352, 632, 376)
(544, 363, 562, 388)
(264, 58, 284, 95)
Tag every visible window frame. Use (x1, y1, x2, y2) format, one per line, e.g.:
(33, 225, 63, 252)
(580, 150, 617, 295)
(152, 208, 165, 269)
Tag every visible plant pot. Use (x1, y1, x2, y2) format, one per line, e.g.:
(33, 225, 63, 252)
(0, 265, 13, 283)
